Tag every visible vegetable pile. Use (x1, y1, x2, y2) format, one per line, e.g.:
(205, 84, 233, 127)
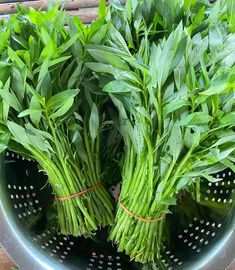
(0, 0, 235, 265)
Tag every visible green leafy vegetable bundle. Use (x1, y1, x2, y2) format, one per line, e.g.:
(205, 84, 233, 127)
(87, 0, 235, 263)
(0, 5, 115, 237)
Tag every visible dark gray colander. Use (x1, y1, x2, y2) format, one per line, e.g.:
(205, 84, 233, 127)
(0, 151, 234, 270)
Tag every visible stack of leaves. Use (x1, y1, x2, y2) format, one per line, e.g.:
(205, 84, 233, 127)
(0, 5, 115, 237)
(87, 0, 235, 263)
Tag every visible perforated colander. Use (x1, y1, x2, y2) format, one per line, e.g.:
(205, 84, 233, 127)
(0, 151, 234, 270)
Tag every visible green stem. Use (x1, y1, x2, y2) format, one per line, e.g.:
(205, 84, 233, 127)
(163, 147, 194, 198)
(196, 177, 201, 203)
(145, 128, 154, 202)
(44, 112, 100, 232)
(84, 122, 98, 184)
(95, 130, 100, 179)
(157, 86, 163, 136)
(161, 159, 177, 187)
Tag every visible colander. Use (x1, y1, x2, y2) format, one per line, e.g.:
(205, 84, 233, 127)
(0, 150, 234, 270)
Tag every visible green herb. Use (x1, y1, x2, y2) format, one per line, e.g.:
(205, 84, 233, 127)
(87, 0, 235, 263)
(0, 5, 115, 237)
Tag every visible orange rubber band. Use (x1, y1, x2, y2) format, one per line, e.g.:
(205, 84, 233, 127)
(55, 183, 102, 201)
(118, 197, 165, 223)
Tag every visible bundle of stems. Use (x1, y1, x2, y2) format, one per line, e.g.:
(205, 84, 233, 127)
(0, 5, 114, 237)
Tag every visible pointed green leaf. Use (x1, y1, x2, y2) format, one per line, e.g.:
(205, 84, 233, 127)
(51, 97, 74, 119)
(98, 0, 106, 18)
(227, 0, 235, 32)
(163, 99, 190, 117)
(18, 108, 43, 118)
(7, 121, 29, 147)
(169, 124, 182, 161)
(46, 89, 79, 111)
(103, 80, 141, 93)
(220, 112, 235, 127)
(57, 33, 81, 54)
(8, 47, 25, 69)
(0, 132, 10, 153)
(0, 79, 22, 112)
(178, 112, 212, 126)
(89, 103, 99, 141)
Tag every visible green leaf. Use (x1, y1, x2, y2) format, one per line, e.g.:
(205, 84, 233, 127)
(0, 62, 11, 84)
(25, 123, 53, 142)
(68, 63, 82, 88)
(185, 128, 200, 149)
(208, 0, 222, 26)
(0, 132, 10, 153)
(110, 94, 134, 144)
(220, 112, 235, 127)
(29, 35, 40, 64)
(8, 47, 25, 69)
(125, 0, 132, 21)
(133, 123, 144, 155)
(219, 147, 235, 160)
(202, 164, 227, 175)
(163, 99, 190, 117)
(175, 177, 191, 192)
(109, 24, 130, 54)
(134, 106, 152, 123)
(201, 82, 231, 96)
(227, 0, 235, 32)
(86, 62, 142, 85)
(0, 101, 9, 122)
(18, 108, 43, 118)
(178, 112, 212, 126)
(169, 124, 182, 161)
(11, 66, 26, 103)
(209, 25, 225, 48)
(7, 121, 29, 147)
(212, 134, 235, 147)
(46, 89, 79, 112)
(40, 41, 56, 59)
(151, 23, 186, 88)
(90, 25, 108, 44)
(60, 60, 75, 87)
(38, 57, 50, 82)
(11, 34, 28, 49)
(89, 103, 99, 141)
(171, 36, 188, 69)
(161, 197, 177, 205)
(189, 35, 208, 67)
(98, 0, 106, 18)
(51, 97, 74, 119)
(220, 158, 235, 173)
(103, 80, 141, 93)
(57, 33, 81, 55)
(33, 56, 71, 74)
(0, 79, 22, 112)
(25, 124, 52, 153)
(26, 84, 44, 104)
(87, 46, 130, 70)
(174, 58, 186, 91)
(201, 173, 223, 183)
(41, 27, 52, 45)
